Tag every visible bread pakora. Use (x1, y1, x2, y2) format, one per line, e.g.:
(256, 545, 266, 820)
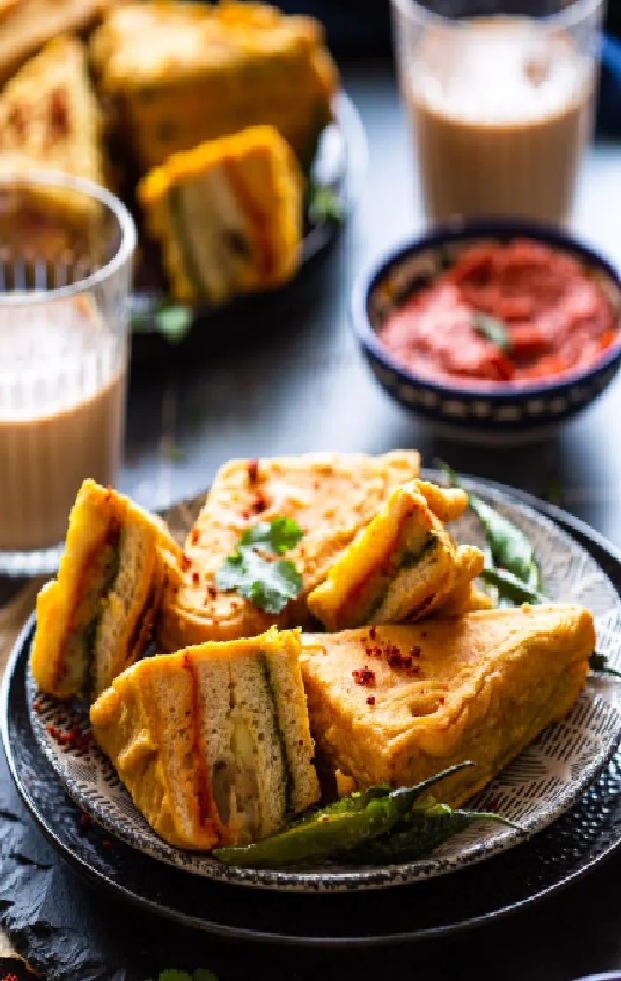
(89, 627, 320, 850)
(31, 479, 182, 703)
(158, 450, 421, 650)
(307, 479, 485, 630)
(90, 0, 337, 171)
(300, 606, 595, 804)
(138, 125, 303, 306)
(0, 34, 103, 224)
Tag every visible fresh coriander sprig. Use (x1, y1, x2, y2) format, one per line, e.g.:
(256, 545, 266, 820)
(215, 517, 304, 614)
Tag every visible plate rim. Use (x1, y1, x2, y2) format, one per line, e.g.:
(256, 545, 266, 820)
(4, 477, 621, 946)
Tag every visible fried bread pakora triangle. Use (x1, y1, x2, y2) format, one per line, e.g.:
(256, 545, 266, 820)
(300, 606, 596, 805)
(0, 34, 103, 187)
(89, 627, 320, 850)
(307, 479, 486, 631)
(138, 125, 304, 306)
(30, 479, 182, 703)
(158, 451, 421, 650)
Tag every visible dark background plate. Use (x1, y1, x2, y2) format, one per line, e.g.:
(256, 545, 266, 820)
(3, 484, 621, 950)
(128, 91, 367, 364)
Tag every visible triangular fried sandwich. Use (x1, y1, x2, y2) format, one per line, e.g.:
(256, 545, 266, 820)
(307, 479, 486, 630)
(30, 480, 182, 703)
(0, 35, 103, 187)
(300, 606, 596, 805)
(89, 627, 320, 850)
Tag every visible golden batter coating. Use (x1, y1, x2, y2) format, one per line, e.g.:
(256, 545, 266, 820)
(300, 606, 595, 804)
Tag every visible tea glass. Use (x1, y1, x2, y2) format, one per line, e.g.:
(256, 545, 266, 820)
(0, 171, 136, 575)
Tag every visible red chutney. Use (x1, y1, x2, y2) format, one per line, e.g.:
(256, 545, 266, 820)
(378, 239, 619, 386)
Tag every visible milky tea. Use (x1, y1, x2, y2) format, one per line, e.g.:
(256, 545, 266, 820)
(0, 295, 125, 552)
(404, 17, 595, 225)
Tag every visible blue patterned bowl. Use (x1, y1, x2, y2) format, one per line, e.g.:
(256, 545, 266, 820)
(351, 220, 621, 443)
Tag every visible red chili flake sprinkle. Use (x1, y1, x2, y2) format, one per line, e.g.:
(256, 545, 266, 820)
(79, 813, 90, 834)
(369, 626, 377, 640)
(8, 104, 26, 137)
(410, 646, 421, 657)
(190, 528, 200, 545)
(438, 696, 445, 705)
(2, 972, 18, 981)
(366, 695, 376, 706)
(321, 815, 330, 823)
(181, 554, 192, 572)
(241, 510, 250, 520)
(252, 493, 268, 514)
(247, 459, 260, 485)
(352, 666, 375, 686)
(49, 88, 70, 138)
(373, 646, 382, 658)
(407, 665, 421, 676)
(191, 571, 200, 586)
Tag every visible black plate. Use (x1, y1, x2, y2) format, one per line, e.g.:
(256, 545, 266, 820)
(128, 92, 367, 362)
(4, 485, 621, 948)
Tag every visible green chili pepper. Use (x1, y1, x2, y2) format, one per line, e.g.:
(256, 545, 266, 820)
(337, 798, 520, 865)
(441, 464, 542, 591)
(213, 763, 474, 868)
(479, 567, 547, 606)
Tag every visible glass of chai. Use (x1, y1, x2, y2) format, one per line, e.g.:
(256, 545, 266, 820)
(391, 0, 605, 226)
(0, 171, 136, 575)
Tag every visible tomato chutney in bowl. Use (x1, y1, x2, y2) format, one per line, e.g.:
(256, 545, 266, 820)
(351, 220, 621, 442)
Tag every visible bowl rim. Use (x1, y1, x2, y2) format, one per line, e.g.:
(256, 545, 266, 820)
(351, 217, 621, 403)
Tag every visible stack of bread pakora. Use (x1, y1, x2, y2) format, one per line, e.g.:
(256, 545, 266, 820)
(30, 451, 596, 855)
(0, 0, 337, 304)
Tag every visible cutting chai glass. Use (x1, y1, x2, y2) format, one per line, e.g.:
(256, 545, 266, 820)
(0, 171, 136, 575)
(391, 0, 606, 226)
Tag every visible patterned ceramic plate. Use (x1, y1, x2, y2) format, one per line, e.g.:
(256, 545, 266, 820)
(25, 479, 621, 892)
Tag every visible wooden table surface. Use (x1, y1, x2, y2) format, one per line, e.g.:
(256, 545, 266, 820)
(2, 59, 621, 981)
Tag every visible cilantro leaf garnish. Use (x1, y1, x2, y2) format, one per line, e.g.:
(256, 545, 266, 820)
(473, 312, 511, 353)
(239, 517, 304, 555)
(131, 300, 194, 344)
(308, 183, 345, 225)
(215, 517, 304, 613)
